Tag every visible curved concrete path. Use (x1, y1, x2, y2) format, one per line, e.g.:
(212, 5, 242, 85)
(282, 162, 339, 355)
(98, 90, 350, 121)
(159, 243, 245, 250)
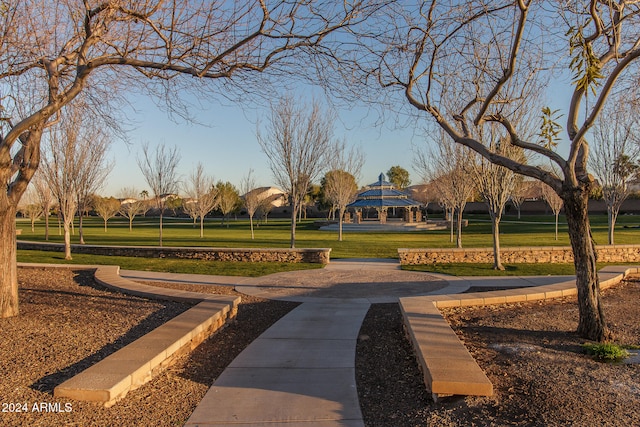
(119, 259, 577, 426)
(127, 258, 556, 427)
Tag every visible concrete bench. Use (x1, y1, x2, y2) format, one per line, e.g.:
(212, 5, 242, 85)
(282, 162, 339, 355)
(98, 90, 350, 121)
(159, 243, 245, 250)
(400, 297, 493, 401)
(53, 265, 240, 407)
(400, 266, 640, 402)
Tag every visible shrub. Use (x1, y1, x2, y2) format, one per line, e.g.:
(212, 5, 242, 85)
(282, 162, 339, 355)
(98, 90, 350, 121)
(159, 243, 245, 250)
(582, 342, 630, 361)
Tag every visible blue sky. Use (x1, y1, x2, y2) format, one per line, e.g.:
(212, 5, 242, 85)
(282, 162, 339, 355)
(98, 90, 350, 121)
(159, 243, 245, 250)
(103, 93, 424, 197)
(103, 72, 576, 198)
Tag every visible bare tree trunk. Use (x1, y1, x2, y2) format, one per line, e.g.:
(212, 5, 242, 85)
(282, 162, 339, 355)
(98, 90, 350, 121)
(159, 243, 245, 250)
(250, 215, 255, 240)
(44, 202, 50, 241)
(159, 212, 164, 247)
(78, 209, 85, 244)
(0, 205, 19, 317)
(63, 219, 72, 260)
(290, 201, 297, 248)
(563, 187, 609, 342)
(607, 207, 616, 245)
(455, 207, 462, 248)
(554, 212, 559, 240)
(449, 208, 454, 243)
(491, 214, 504, 270)
(200, 215, 205, 238)
(338, 207, 344, 241)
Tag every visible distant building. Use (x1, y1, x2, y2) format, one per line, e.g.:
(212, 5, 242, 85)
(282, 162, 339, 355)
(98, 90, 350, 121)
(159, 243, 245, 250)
(347, 173, 423, 223)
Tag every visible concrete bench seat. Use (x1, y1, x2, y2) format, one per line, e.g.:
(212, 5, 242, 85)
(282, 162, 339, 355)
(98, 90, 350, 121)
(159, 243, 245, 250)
(400, 266, 640, 402)
(52, 265, 240, 407)
(400, 297, 493, 401)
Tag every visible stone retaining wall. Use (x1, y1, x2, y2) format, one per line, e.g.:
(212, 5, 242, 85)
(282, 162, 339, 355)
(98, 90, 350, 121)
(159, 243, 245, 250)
(398, 245, 640, 265)
(17, 241, 331, 264)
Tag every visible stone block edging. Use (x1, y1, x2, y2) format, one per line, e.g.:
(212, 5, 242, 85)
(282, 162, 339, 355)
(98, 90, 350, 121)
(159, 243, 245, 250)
(18, 263, 241, 406)
(398, 245, 640, 265)
(399, 265, 640, 401)
(18, 241, 331, 264)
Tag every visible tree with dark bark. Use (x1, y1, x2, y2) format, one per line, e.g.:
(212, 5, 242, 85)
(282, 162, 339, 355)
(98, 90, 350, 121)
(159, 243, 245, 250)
(339, 0, 640, 341)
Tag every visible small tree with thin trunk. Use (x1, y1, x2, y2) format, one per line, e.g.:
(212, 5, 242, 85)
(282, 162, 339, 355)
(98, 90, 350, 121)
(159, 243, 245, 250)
(93, 196, 122, 232)
(137, 143, 181, 247)
(470, 136, 525, 270)
(74, 127, 112, 244)
(17, 187, 42, 232)
(118, 187, 146, 232)
(215, 181, 240, 227)
(323, 143, 364, 241)
(241, 170, 261, 240)
(509, 177, 529, 220)
(416, 138, 474, 248)
(40, 120, 80, 260)
(184, 163, 217, 238)
(589, 94, 640, 245)
(541, 182, 564, 241)
(258, 97, 332, 248)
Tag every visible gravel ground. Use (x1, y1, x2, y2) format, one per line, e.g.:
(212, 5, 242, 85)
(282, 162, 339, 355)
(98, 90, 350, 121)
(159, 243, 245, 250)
(356, 277, 640, 427)
(3, 267, 639, 427)
(1, 267, 297, 427)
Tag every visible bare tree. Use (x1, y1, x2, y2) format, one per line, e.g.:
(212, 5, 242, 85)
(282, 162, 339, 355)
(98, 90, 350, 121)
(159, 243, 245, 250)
(183, 163, 217, 238)
(509, 177, 528, 220)
(258, 97, 333, 248)
(323, 143, 364, 241)
(416, 139, 474, 248)
(31, 171, 54, 240)
(118, 187, 147, 232)
(258, 194, 277, 224)
(137, 143, 181, 246)
(40, 116, 83, 260)
(215, 181, 240, 228)
(589, 94, 640, 245)
(541, 182, 564, 241)
(93, 196, 121, 232)
(338, 0, 640, 341)
(0, 0, 374, 319)
(73, 120, 112, 244)
(241, 170, 261, 240)
(470, 134, 526, 270)
(17, 187, 42, 232)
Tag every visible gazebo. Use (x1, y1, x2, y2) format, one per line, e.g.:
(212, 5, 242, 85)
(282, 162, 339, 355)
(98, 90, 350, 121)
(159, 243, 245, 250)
(347, 173, 423, 224)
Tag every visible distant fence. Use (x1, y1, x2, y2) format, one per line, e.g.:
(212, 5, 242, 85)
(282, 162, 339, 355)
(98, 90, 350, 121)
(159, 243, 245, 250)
(17, 241, 331, 264)
(398, 245, 640, 265)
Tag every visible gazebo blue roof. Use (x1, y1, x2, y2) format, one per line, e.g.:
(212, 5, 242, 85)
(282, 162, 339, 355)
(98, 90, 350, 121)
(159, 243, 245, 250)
(347, 173, 421, 209)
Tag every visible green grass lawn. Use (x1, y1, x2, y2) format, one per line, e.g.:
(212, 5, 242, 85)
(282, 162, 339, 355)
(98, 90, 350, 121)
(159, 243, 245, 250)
(16, 249, 322, 277)
(15, 213, 640, 276)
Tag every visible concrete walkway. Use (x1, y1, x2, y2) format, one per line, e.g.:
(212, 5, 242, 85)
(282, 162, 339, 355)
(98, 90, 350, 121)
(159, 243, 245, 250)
(118, 259, 577, 426)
